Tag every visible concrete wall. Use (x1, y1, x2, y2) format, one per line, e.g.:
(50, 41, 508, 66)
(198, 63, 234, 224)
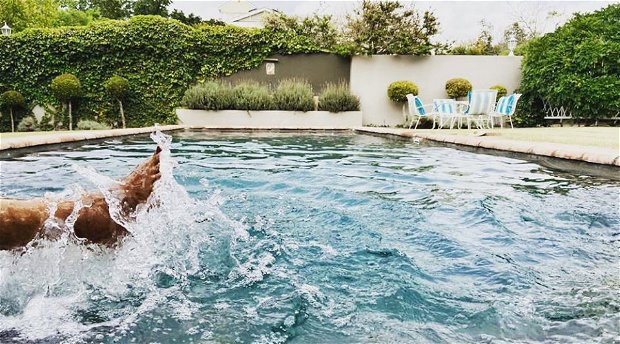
(224, 53, 351, 94)
(177, 109, 362, 129)
(350, 55, 523, 126)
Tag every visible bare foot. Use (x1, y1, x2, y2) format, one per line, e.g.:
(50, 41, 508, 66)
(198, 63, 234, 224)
(117, 146, 162, 215)
(0, 147, 163, 249)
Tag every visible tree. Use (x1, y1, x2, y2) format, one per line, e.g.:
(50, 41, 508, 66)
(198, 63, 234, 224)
(264, 13, 339, 51)
(503, 22, 530, 45)
(133, 0, 170, 16)
(449, 20, 501, 55)
(92, 0, 132, 19)
(0, 0, 58, 32)
(51, 73, 81, 130)
(104, 75, 129, 128)
(343, 0, 439, 55)
(519, 4, 620, 124)
(1, 90, 25, 132)
(53, 8, 100, 26)
(169, 9, 202, 26)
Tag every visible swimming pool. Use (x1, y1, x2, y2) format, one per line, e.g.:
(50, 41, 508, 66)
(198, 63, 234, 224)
(1, 131, 618, 343)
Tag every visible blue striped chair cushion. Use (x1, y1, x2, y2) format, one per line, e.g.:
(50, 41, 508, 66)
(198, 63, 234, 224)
(433, 99, 456, 114)
(496, 94, 515, 115)
(466, 90, 497, 115)
(414, 96, 426, 115)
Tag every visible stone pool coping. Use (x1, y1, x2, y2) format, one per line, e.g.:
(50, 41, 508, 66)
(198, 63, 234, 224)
(0, 125, 185, 151)
(1, 126, 618, 167)
(354, 127, 620, 166)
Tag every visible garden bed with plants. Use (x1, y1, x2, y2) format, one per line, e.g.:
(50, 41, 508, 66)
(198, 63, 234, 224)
(177, 79, 362, 129)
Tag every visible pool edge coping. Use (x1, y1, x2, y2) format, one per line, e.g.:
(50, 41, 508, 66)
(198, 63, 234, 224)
(2, 125, 618, 167)
(0, 125, 186, 151)
(353, 127, 620, 167)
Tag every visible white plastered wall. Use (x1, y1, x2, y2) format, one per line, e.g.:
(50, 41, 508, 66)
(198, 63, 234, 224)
(350, 55, 523, 126)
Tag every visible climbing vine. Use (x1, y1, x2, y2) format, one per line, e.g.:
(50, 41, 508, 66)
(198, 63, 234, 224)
(0, 15, 325, 130)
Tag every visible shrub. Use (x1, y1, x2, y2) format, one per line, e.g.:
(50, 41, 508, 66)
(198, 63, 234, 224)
(490, 85, 507, 100)
(51, 73, 81, 102)
(519, 4, 620, 124)
(1, 90, 26, 132)
(1, 90, 25, 108)
(232, 82, 274, 110)
(445, 78, 472, 98)
(104, 75, 129, 100)
(182, 81, 234, 110)
(51, 73, 81, 130)
(104, 75, 130, 128)
(76, 120, 111, 130)
(319, 82, 360, 112)
(387, 81, 418, 103)
(273, 79, 314, 111)
(17, 116, 38, 132)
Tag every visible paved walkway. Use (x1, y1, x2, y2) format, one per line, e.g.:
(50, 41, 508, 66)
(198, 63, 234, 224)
(354, 127, 620, 166)
(0, 125, 185, 151)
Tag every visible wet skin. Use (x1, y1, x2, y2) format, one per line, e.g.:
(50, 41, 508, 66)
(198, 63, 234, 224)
(0, 147, 161, 250)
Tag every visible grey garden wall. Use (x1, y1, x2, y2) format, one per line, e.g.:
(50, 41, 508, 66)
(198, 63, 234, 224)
(350, 55, 523, 126)
(223, 53, 351, 93)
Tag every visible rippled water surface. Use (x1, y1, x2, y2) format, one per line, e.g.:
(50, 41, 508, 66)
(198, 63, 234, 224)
(1, 131, 619, 343)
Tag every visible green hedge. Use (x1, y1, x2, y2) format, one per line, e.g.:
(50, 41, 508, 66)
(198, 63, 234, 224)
(0, 16, 325, 131)
(517, 4, 620, 125)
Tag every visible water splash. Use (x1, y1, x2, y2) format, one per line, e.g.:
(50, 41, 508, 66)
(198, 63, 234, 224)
(0, 129, 248, 342)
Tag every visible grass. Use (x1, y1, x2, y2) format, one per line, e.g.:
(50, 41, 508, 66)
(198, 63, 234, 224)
(417, 127, 620, 150)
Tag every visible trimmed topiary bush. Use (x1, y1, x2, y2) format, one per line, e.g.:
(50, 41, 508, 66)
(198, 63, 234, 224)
(17, 116, 38, 132)
(232, 82, 274, 110)
(1, 90, 26, 132)
(445, 78, 472, 98)
(273, 79, 314, 112)
(319, 82, 360, 112)
(104, 75, 130, 128)
(76, 120, 111, 130)
(490, 85, 507, 100)
(51, 73, 81, 130)
(387, 81, 418, 103)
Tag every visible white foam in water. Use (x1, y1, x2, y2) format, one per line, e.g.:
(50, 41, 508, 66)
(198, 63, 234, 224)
(0, 130, 246, 342)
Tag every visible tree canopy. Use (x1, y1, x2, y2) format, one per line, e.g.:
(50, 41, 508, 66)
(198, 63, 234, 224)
(517, 4, 620, 124)
(343, 0, 439, 55)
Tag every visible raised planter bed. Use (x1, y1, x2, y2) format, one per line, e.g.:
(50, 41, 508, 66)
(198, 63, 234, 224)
(176, 109, 363, 129)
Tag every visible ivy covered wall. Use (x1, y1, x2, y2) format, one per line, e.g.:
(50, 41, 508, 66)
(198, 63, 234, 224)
(0, 15, 324, 130)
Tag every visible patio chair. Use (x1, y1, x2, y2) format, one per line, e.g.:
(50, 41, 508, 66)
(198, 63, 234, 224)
(489, 93, 521, 128)
(405, 94, 438, 129)
(451, 89, 498, 129)
(433, 99, 459, 128)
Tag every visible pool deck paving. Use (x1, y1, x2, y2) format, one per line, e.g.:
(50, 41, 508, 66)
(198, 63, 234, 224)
(0, 125, 185, 151)
(354, 127, 620, 167)
(1, 125, 618, 167)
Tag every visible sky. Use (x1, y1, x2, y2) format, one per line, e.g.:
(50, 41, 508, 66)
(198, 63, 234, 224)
(169, 0, 616, 44)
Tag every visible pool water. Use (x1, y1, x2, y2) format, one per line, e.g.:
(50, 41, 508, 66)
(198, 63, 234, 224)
(0, 131, 618, 343)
